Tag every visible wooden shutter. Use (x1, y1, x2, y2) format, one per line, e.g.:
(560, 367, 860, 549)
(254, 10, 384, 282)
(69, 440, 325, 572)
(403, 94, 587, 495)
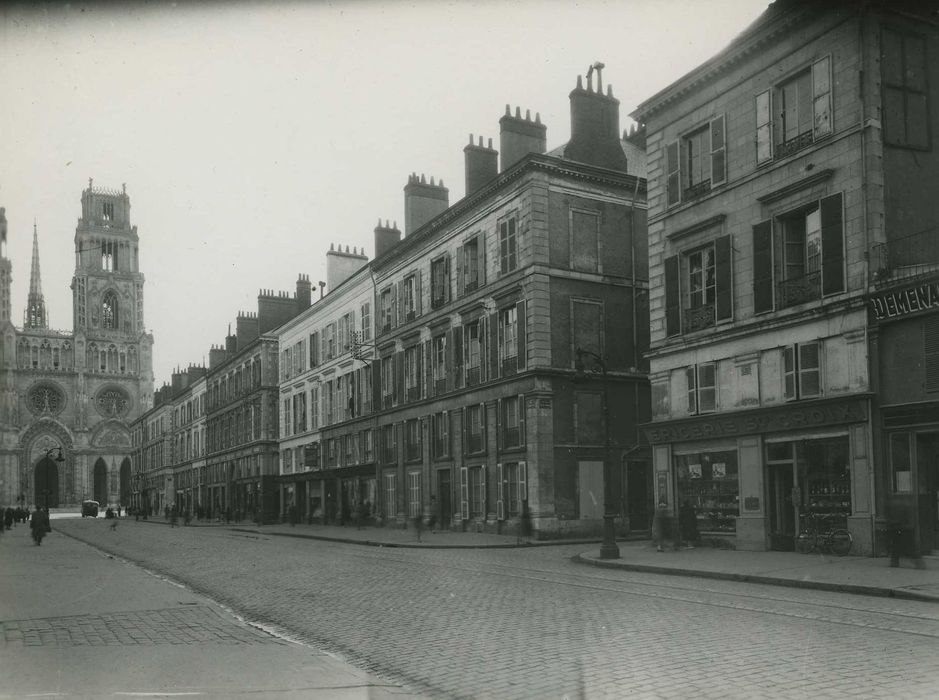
(481, 402, 488, 452)
(452, 326, 463, 389)
(752, 220, 774, 313)
(495, 398, 502, 452)
(394, 351, 404, 406)
(445, 254, 452, 303)
(478, 235, 487, 286)
(424, 340, 433, 399)
(489, 311, 500, 381)
(461, 407, 468, 457)
(518, 394, 527, 446)
(479, 316, 488, 383)
(516, 300, 527, 370)
(416, 270, 423, 316)
(497, 462, 505, 520)
(714, 235, 733, 321)
(456, 245, 465, 296)
(686, 366, 697, 414)
(820, 192, 844, 296)
(925, 318, 939, 393)
(812, 56, 832, 138)
(783, 346, 796, 399)
(664, 254, 680, 336)
(710, 115, 726, 186)
(480, 464, 487, 517)
(665, 140, 680, 207)
(518, 460, 527, 515)
(756, 90, 773, 163)
(459, 466, 469, 520)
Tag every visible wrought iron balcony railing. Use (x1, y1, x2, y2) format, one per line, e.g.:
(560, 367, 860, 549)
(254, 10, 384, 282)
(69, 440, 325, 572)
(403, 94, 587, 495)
(777, 271, 820, 308)
(682, 303, 715, 333)
(871, 227, 939, 285)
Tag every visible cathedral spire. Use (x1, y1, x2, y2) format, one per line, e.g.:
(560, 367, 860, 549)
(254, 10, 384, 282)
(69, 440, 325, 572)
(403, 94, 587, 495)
(24, 221, 48, 329)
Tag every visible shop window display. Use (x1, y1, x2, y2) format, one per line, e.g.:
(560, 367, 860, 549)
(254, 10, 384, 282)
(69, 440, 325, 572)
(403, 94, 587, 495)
(675, 450, 739, 534)
(798, 437, 851, 529)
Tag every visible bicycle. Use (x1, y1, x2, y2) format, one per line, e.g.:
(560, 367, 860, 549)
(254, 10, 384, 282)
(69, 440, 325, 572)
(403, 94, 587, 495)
(796, 513, 852, 556)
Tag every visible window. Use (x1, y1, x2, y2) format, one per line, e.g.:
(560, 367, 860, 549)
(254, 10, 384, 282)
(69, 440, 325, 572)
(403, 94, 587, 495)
(882, 29, 929, 149)
(501, 395, 523, 448)
(465, 404, 485, 454)
(666, 237, 733, 335)
(571, 299, 602, 361)
(890, 432, 912, 493)
(101, 240, 117, 271)
(686, 363, 717, 414)
(102, 202, 114, 221)
(293, 392, 307, 433)
(404, 345, 420, 400)
(753, 193, 844, 314)
(362, 429, 374, 463)
(405, 418, 422, 461)
(783, 341, 821, 400)
(465, 319, 482, 386)
(571, 210, 600, 272)
(402, 274, 419, 321)
(360, 303, 371, 342)
(430, 255, 451, 308)
(499, 215, 517, 274)
(687, 246, 716, 309)
(408, 472, 421, 518)
(381, 355, 394, 406)
(102, 291, 118, 330)
(432, 334, 447, 389)
(310, 385, 320, 430)
(432, 411, 450, 458)
(326, 437, 338, 467)
(467, 466, 486, 518)
(574, 392, 604, 444)
(283, 398, 292, 438)
(381, 424, 396, 464)
(498, 461, 526, 519)
(380, 287, 395, 332)
(666, 115, 726, 206)
(458, 235, 483, 294)
(500, 306, 518, 360)
(383, 473, 397, 518)
(282, 449, 293, 474)
(309, 331, 319, 368)
(756, 57, 831, 164)
(675, 451, 739, 533)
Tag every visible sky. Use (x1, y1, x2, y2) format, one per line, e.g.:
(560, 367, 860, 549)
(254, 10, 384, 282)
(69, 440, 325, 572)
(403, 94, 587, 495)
(0, 0, 768, 385)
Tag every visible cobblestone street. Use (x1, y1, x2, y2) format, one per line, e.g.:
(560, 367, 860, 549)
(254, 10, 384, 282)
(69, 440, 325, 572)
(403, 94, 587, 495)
(52, 520, 939, 699)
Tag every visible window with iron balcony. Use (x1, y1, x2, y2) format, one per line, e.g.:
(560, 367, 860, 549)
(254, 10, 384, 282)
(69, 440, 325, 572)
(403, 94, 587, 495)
(665, 115, 726, 208)
(664, 235, 732, 337)
(430, 255, 451, 309)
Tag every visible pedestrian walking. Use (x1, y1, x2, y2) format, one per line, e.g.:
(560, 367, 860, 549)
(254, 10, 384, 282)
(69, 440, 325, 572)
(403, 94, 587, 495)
(30, 506, 48, 545)
(651, 502, 676, 552)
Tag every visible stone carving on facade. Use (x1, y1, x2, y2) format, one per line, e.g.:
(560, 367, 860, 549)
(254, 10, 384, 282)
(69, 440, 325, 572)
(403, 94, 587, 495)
(26, 383, 65, 417)
(95, 387, 129, 418)
(94, 428, 130, 447)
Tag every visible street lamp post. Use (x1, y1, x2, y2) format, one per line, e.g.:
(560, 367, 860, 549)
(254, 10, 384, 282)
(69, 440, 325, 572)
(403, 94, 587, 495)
(42, 447, 65, 509)
(575, 348, 620, 560)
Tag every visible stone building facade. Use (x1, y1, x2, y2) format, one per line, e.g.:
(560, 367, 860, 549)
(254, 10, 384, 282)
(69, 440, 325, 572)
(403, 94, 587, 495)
(0, 182, 154, 508)
(633, 0, 939, 555)
(276, 72, 650, 538)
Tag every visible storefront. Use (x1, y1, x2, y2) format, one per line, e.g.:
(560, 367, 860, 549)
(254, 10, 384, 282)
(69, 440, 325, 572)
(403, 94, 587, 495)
(644, 395, 873, 554)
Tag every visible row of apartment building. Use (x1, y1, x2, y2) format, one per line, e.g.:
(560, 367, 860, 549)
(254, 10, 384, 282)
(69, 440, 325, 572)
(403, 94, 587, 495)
(132, 0, 939, 555)
(131, 73, 653, 538)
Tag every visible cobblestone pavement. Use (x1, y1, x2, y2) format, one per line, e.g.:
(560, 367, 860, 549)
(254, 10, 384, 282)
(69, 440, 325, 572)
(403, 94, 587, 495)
(1, 605, 280, 648)
(58, 520, 939, 699)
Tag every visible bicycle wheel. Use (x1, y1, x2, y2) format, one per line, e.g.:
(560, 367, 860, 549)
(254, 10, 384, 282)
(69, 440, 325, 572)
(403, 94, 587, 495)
(796, 533, 813, 554)
(828, 529, 852, 556)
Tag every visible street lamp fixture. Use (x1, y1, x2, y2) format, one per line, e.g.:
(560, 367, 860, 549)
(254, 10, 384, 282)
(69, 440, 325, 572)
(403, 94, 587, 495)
(574, 347, 620, 560)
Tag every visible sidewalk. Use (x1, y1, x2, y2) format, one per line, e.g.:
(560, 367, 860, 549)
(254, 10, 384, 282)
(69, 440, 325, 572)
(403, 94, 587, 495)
(132, 515, 939, 603)
(0, 525, 424, 699)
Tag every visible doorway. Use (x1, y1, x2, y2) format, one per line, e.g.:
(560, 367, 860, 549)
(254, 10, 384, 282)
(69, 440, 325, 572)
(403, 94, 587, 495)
(437, 470, 452, 528)
(35, 458, 60, 508)
(625, 460, 652, 532)
(93, 459, 108, 505)
(119, 458, 132, 506)
(767, 462, 796, 551)
(578, 461, 604, 520)
(916, 433, 939, 553)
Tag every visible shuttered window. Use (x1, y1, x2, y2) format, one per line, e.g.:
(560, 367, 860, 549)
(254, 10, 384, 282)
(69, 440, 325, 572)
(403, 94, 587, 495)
(925, 317, 939, 393)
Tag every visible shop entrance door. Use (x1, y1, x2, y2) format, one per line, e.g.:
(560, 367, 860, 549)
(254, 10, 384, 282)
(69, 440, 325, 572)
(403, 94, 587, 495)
(437, 471, 452, 528)
(626, 460, 652, 532)
(916, 433, 939, 553)
(767, 463, 796, 551)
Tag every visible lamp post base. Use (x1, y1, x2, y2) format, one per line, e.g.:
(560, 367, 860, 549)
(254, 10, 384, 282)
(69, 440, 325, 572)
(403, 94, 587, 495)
(599, 514, 620, 559)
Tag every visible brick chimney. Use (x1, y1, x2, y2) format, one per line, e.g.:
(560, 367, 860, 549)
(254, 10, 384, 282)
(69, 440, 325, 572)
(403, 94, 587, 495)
(565, 68, 629, 171)
(326, 244, 368, 292)
(374, 219, 402, 259)
(225, 331, 237, 355)
(208, 345, 227, 370)
(404, 173, 449, 235)
(499, 106, 546, 172)
(295, 274, 312, 312)
(257, 288, 297, 334)
(464, 134, 498, 196)
(236, 311, 259, 346)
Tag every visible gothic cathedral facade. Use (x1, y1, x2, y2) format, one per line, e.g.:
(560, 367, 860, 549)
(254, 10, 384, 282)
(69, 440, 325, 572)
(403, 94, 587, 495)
(0, 181, 154, 509)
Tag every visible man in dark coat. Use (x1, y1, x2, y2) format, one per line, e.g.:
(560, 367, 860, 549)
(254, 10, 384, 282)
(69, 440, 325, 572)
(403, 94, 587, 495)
(30, 507, 48, 545)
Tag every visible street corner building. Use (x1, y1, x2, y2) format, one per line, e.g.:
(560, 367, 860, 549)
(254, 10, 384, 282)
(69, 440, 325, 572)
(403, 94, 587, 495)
(274, 72, 652, 538)
(0, 182, 154, 509)
(632, 0, 939, 556)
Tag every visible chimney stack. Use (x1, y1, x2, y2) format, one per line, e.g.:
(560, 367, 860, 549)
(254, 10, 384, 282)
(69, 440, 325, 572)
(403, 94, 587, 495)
(295, 274, 312, 311)
(565, 68, 628, 171)
(374, 219, 402, 259)
(208, 345, 227, 370)
(404, 173, 449, 236)
(499, 106, 546, 172)
(236, 311, 259, 346)
(464, 134, 498, 196)
(326, 244, 368, 293)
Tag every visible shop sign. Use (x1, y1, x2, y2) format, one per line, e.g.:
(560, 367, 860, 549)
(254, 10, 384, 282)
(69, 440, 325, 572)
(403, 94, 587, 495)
(642, 398, 867, 444)
(870, 281, 939, 320)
